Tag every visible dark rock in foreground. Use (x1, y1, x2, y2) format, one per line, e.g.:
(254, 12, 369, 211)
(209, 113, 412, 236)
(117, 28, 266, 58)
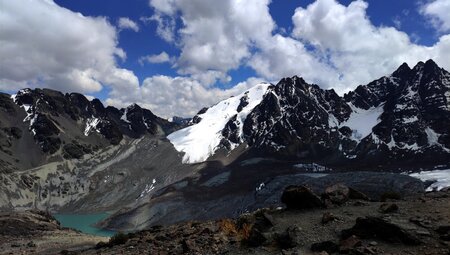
(281, 185, 324, 210)
(342, 216, 422, 245)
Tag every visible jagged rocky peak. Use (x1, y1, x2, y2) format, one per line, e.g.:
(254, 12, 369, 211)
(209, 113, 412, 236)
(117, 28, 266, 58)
(119, 103, 162, 136)
(392, 62, 412, 80)
(0, 87, 178, 170)
(423, 59, 440, 73)
(168, 60, 450, 169)
(408, 59, 445, 86)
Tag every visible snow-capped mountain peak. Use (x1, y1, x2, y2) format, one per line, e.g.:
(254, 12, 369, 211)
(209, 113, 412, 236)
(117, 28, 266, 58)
(168, 60, 450, 168)
(168, 83, 271, 163)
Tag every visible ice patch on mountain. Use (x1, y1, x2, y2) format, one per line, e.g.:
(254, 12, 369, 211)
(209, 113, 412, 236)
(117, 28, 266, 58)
(120, 108, 130, 123)
(341, 103, 384, 141)
(424, 127, 450, 152)
(410, 169, 450, 191)
(425, 127, 439, 146)
(168, 83, 270, 164)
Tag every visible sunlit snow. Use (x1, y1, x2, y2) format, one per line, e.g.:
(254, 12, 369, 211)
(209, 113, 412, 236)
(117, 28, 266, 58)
(410, 169, 450, 191)
(341, 103, 384, 141)
(168, 83, 270, 163)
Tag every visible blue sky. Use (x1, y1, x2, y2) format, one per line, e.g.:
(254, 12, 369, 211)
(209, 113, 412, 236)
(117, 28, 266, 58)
(1, 0, 450, 117)
(54, 0, 440, 85)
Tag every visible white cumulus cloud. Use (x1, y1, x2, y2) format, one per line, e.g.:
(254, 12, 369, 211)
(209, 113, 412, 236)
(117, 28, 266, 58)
(118, 17, 140, 32)
(420, 0, 450, 32)
(0, 0, 139, 94)
(148, 0, 274, 84)
(106, 76, 264, 118)
(139, 51, 173, 65)
(291, 0, 450, 91)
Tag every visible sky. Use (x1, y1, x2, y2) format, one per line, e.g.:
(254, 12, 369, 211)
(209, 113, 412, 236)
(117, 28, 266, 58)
(1, 0, 450, 118)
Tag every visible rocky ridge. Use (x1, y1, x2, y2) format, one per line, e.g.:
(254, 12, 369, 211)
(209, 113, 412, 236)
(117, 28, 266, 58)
(0, 88, 179, 172)
(170, 60, 450, 170)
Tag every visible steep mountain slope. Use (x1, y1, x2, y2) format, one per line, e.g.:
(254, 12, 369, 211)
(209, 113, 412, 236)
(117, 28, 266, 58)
(168, 83, 270, 163)
(0, 88, 199, 213)
(0, 88, 179, 172)
(168, 60, 450, 170)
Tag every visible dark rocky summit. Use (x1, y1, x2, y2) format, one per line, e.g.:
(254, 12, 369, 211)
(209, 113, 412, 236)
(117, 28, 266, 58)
(219, 59, 450, 170)
(0, 88, 179, 171)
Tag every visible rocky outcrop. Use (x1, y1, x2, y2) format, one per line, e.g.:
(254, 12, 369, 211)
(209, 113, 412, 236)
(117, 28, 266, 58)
(281, 185, 324, 209)
(342, 216, 422, 245)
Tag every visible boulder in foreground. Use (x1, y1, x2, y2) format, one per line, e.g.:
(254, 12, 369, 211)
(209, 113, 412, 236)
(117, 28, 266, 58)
(281, 185, 325, 210)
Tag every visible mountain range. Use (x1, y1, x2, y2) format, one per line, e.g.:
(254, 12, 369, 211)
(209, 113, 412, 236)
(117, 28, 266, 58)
(0, 59, 449, 231)
(168, 59, 450, 170)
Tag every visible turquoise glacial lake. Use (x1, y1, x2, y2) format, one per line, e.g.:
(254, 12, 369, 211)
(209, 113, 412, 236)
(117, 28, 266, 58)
(54, 213, 116, 237)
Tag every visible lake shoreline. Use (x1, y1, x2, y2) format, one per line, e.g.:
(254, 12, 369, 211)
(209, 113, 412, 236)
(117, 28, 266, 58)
(54, 212, 116, 237)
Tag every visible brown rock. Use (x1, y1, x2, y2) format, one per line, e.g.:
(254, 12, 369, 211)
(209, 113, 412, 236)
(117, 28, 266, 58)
(340, 235, 361, 253)
(324, 183, 350, 205)
(341, 216, 422, 245)
(181, 239, 198, 252)
(322, 212, 337, 225)
(276, 226, 302, 249)
(379, 203, 399, 213)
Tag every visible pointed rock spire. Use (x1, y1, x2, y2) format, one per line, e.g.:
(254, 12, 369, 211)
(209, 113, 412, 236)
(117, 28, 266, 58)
(392, 62, 412, 79)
